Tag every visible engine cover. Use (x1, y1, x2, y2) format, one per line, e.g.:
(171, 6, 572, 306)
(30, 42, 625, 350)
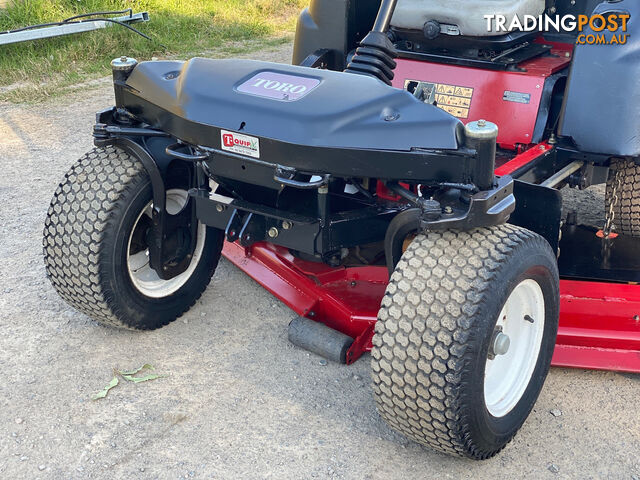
(123, 58, 462, 152)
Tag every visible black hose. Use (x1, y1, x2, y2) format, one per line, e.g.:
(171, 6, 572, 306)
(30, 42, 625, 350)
(63, 9, 133, 23)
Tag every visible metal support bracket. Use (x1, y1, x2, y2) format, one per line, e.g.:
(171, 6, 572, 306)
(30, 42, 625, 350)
(94, 119, 200, 280)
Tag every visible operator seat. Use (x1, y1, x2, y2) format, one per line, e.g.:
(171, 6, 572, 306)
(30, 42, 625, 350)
(391, 0, 545, 37)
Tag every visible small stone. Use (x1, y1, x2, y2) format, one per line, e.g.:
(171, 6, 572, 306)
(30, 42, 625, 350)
(20, 456, 28, 461)
(38, 465, 46, 471)
(550, 409, 562, 417)
(140, 467, 145, 472)
(183, 319, 188, 324)
(548, 464, 560, 474)
(200, 312, 206, 317)
(14, 418, 23, 425)
(353, 374, 362, 381)
(319, 360, 328, 366)
(631, 475, 639, 480)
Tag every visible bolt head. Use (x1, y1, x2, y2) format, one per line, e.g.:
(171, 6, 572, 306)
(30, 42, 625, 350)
(216, 204, 224, 212)
(477, 119, 487, 128)
(268, 227, 279, 238)
(282, 221, 292, 230)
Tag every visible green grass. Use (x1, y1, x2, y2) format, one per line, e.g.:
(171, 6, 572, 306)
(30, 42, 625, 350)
(0, 0, 306, 101)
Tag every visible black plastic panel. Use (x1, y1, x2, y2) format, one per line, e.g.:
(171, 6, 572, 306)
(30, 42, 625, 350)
(558, 225, 640, 283)
(559, 0, 640, 156)
(124, 58, 462, 152)
(292, 0, 381, 69)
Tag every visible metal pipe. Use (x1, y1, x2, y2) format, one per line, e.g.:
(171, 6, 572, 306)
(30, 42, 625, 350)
(372, 0, 399, 33)
(0, 12, 149, 46)
(541, 161, 584, 188)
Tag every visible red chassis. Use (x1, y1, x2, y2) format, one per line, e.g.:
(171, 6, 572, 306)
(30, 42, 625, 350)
(222, 42, 640, 373)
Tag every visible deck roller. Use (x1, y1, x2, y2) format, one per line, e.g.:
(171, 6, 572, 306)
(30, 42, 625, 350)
(288, 317, 354, 364)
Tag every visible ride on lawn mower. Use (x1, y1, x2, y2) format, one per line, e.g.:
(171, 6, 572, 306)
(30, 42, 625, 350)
(43, 0, 640, 459)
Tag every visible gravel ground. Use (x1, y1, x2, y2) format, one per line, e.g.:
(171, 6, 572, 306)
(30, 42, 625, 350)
(1, 44, 639, 480)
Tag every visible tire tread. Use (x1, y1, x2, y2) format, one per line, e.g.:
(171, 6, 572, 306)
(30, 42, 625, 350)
(371, 224, 551, 459)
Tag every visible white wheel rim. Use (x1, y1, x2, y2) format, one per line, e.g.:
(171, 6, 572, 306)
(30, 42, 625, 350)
(484, 279, 545, 418)
(127, 189, 206, 299)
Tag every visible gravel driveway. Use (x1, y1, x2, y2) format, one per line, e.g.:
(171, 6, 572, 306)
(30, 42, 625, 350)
(0, 44, 638, 480)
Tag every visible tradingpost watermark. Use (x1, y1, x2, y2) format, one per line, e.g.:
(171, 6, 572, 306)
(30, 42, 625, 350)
(484, 13, 631, 45)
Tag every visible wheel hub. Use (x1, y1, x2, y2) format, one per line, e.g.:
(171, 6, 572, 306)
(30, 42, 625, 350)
(127, 189, 207, 299)
(489, 329, 511, 359)
(484, 279, 546, 418)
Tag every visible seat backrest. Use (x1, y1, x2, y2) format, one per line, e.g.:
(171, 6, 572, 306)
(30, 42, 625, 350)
(391, 0, 546, 37)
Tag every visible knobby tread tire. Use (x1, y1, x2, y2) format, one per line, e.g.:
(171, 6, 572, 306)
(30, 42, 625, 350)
(43, 146, 222, 330)
(607, 159, 640, 237)
(371, 224, 558, 459)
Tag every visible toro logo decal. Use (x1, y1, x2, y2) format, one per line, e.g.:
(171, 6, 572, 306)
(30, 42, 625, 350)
(220, 130, 260, 159)
(237, 71, 320, 101)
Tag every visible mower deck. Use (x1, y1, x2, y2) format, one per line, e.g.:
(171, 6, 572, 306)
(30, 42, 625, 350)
(223, 239, 640, 373)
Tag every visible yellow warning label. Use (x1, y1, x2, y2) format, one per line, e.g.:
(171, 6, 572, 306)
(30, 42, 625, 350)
(404, 79, 474, 119)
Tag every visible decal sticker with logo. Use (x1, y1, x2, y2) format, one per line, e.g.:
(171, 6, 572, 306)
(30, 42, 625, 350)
(237, 71, 321, 102)
(404, 79, 474, 119)
(221, 130, 260, 159)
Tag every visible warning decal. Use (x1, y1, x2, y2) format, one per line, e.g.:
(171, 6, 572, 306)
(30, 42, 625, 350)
(404, 79, 474, 119)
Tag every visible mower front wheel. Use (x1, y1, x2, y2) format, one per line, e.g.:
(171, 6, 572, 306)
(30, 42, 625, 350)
(43, 146, 224, 330)
(372, 225, 559, 459)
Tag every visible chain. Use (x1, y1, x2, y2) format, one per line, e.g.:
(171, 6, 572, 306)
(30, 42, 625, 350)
(603, 164, 623, 238)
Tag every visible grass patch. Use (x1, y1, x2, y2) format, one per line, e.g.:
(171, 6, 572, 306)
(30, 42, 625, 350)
(0, 0, 306, 101)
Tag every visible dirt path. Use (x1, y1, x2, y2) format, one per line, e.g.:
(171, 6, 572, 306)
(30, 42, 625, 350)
(0, 43, 638, 480)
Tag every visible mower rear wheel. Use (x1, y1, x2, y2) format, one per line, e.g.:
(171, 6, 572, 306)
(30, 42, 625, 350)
(43, 146, 224, 330)
(371, 225, 559, 459)
(606, 159, 640, 237)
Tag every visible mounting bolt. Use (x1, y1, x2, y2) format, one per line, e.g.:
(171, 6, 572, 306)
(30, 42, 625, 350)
(282, 221, 292, 230)
(477, 119, 487, 128)
(216, 204, 224, 212)
(268, 227, 279, 238)
(444, 206, 453, 214)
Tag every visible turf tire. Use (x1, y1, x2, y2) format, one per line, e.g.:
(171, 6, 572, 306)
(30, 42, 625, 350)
(371, 224, 560, 459)
(43, 146, 224, 330)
